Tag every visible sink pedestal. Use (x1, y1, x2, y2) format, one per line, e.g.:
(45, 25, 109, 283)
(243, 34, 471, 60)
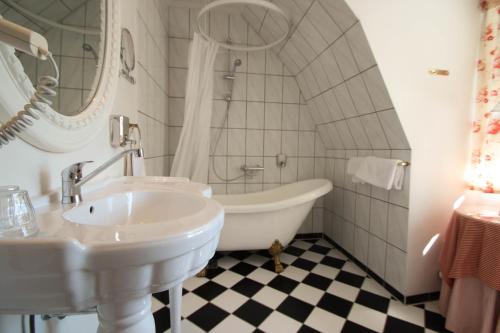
(0, 177, 224, 333)
(169, 284, 182, 333)
(97, 295, 154, 333)
(96, 284, 184, 333)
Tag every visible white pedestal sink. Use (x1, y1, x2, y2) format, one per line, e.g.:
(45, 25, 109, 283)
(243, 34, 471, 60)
(0, 177, 224, 333)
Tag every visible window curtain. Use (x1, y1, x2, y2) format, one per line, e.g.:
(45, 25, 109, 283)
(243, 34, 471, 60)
(469, 0, 500, 193)
(170, 33, 219, 183)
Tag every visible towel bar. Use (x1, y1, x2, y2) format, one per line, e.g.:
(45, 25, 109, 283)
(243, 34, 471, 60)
(241, 165, 264, 172)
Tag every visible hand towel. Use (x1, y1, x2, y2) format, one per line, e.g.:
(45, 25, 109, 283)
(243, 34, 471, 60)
(131, 154, 146, 176)
(346, 157, 365, 184)
(355, 156, 404, 190)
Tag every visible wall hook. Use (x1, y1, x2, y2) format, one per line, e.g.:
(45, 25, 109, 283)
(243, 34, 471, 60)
(428, 69, 449, 76)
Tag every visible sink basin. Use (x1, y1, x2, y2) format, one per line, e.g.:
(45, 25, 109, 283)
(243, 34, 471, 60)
(63, 191, 207, 226)
(0, 177, 224, 333)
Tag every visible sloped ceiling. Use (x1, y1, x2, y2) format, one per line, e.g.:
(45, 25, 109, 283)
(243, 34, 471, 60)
(241, 0, 410, 151)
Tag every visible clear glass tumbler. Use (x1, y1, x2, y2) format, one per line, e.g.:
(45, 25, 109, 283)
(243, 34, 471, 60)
(0, 187, 38, 238)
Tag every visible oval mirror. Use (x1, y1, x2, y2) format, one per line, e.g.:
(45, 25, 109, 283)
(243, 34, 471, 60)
(0, 0, 120, 152)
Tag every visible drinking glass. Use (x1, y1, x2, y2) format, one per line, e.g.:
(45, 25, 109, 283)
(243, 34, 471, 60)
(0, 187, 38, 238)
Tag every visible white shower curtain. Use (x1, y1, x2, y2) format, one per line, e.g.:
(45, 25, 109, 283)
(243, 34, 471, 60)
(170, 33, 219, 183)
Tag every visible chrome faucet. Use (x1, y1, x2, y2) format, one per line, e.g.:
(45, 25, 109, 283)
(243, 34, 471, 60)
(61, 148, 144, 204)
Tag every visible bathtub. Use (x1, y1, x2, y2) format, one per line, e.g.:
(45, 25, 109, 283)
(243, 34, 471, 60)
(214, 179, 332, 252)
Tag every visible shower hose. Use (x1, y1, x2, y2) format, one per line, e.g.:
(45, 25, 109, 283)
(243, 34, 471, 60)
(210, 58, 246, 182)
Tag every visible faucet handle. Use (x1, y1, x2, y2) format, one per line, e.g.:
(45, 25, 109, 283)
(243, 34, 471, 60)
(62, 161, 94, 181)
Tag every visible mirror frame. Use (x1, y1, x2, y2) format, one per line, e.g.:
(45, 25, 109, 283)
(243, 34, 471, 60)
(0, 0, 121, 153)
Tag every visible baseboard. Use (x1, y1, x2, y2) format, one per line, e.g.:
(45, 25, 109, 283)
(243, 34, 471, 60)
(294, 233, 323, 240)
(319, 234, 440, 305)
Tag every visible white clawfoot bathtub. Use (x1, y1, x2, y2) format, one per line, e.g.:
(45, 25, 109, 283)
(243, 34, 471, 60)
(214, 179, 332, 251)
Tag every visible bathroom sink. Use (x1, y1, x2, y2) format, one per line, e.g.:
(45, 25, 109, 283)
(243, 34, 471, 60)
(63, 190, 207, 226)
(0, 177, 224, 333)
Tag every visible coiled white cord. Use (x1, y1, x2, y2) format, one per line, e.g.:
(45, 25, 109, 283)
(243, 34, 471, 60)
(0, 52, 59, 148)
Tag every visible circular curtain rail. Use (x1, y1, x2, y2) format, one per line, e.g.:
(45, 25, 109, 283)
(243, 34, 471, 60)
(196, 0, 290, 52)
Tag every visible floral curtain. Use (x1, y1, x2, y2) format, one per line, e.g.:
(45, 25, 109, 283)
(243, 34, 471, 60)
(469, 0, 500, 193)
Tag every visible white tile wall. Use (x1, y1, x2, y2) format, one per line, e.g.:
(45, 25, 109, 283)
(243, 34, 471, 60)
(387, 204, 409, 251)
(359, 114, 390, 149)
(368, 233, 387, 278)
(385, 244, 407, 293)
(331, 36, 359, 80)
(369, 199, 389, 240)
(378, 110, 411, 149)
(136, 0, 170, 176)
(167, 6, 327, 234)
(308, 1, 342, 44)
(362, 66, 394, 111)
(323, 147, 411, 294)
(262, 4, 411, 297)
(353, 226, 369, 265)
(345, 23, 376, 71)
(318, 0, 357, 32)
(346, 75, 375, 116)
(254, 9, 408, 155)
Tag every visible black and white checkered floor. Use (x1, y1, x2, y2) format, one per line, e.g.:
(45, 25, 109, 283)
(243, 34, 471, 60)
(152, 238, 450, 333)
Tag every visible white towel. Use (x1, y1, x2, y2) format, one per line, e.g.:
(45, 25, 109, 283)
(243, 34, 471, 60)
(347, 156, 404, 190)
(346, 156, 365, 184)
(131, 155, 146, 176)
(356, 156, 404, 190)
(392, 164, 405, 190)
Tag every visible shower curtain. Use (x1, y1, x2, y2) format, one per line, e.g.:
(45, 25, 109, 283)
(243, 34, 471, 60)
(468, 0, 499, 193)
(170, 33, 219, 183)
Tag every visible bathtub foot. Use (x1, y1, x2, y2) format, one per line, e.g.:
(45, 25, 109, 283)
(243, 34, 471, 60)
(269, 240, 285, 273)
(196, 266, 207, 278)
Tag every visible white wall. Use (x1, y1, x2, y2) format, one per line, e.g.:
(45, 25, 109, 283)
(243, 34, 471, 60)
(346, 0, 481, 295)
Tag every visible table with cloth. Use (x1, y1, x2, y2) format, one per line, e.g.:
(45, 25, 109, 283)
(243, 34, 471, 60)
(439, 211, 500, 333)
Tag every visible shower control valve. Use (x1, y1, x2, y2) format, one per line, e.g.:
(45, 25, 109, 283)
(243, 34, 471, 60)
(276, 154, 287, 168)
